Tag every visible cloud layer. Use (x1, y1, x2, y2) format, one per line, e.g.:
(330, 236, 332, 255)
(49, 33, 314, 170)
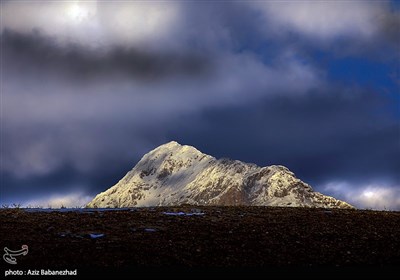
(1, 1, 399, 209)
(24, 192, 93, 208)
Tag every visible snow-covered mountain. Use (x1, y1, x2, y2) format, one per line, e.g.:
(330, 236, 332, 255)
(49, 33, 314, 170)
(87, 141, 353, 209)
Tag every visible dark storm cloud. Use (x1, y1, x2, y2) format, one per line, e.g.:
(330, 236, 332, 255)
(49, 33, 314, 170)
(2, 29, 210, 82)
(168, 88, 399, 188)
(175, 1, 265, 51)
(379, 4, 400, 46)
(0, 119, 168, 205)
(1, 162, 128, 205)
(250, 1, 400, 62)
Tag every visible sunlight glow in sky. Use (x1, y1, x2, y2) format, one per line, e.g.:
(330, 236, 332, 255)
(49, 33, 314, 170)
(65, 4, 90, 22)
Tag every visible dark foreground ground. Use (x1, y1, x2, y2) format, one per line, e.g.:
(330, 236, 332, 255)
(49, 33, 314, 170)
(1, 206, 399, 277)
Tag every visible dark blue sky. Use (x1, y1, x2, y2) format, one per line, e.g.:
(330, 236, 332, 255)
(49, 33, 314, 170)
(1, 1, 399, 209)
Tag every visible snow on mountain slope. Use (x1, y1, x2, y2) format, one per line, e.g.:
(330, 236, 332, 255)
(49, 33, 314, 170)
(87, 141, 354, 209)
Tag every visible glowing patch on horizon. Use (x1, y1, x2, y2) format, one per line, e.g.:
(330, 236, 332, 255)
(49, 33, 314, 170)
(363, 191, 375, 198)
(323, 182, 400, 210)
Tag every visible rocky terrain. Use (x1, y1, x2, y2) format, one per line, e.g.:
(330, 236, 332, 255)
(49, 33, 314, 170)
(87, 141, 353, 209)
(1, 207, 399, 276)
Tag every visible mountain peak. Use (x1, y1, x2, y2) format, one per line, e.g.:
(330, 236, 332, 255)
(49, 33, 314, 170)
(160, 140, 181, 148)
(152, 141, 200, 154)
(87, 142, 354, 209)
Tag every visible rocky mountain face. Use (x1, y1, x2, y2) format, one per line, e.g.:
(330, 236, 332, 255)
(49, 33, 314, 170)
(87, 141, 354, 209)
